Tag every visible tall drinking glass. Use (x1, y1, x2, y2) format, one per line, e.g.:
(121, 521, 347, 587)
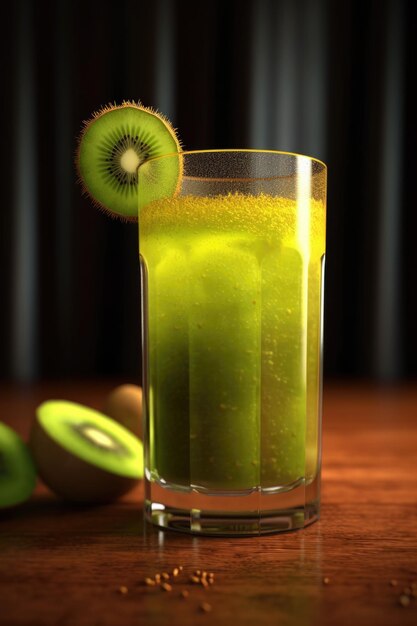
(138, 150, 326, 535)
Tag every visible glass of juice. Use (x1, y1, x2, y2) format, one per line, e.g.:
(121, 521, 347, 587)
(138, 150, 326, 536)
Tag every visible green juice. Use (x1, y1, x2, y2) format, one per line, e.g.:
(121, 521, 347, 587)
(140, 193, 325, 492)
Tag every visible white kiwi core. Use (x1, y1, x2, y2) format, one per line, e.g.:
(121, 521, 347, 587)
(120, 148, 141, 173)
(80, 425, 118, 451)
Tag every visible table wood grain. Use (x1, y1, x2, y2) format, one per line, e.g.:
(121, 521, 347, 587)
(1, 381, 417, 626)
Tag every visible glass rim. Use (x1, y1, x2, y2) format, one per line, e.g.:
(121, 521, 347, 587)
(139, 148, 327, 171)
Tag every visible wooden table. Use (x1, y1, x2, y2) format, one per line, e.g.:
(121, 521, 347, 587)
(1, 382, 416, 626)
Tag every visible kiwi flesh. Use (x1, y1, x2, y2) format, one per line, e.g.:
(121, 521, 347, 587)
(76, 101, 182, 220)
(103, 384, 143, 439)
(0, 422, 36, 508)
(30, 401, 143, 504)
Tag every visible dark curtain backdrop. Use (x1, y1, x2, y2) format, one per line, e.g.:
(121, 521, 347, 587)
(1, 0, 416, 383)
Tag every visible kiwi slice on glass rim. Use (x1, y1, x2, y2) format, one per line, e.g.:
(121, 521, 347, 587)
(76, 101, 182, 220)
(30, 400, 143, 504)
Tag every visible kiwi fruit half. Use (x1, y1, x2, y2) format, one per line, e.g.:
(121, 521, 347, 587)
(0, 422, 36, 508)
(103, 384, 143, 439)
(30, 401, 143, 504)
(76, 101, 182, 219)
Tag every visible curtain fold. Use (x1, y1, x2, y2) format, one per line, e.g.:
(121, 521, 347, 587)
(1, 0, 415, 382)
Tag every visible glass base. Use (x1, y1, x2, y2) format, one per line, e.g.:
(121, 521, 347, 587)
(144, 474, 320, 536)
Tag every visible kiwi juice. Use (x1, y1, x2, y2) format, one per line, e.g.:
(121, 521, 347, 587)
(140, 193, 325, 493)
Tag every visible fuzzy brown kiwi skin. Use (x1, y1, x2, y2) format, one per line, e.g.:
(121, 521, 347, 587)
(103, 385, 143, 439)
(29, 413, 139, 504)
(74, 100, 183, 223)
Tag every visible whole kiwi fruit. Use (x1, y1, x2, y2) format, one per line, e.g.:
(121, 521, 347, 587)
(103, 385, 143, 439)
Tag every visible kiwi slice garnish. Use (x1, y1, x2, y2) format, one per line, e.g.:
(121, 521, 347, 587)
(0, 422, 36, 508)
(76, 101, 182, 220)
(30, 400, 143, 504)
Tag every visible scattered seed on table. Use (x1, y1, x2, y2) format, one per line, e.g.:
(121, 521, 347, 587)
(190, 575, 200, 584)
(399, 594, 411, 607)
(172, 568, 180, 577)
(118, 586, 128, 595)
(155, 574, 161, 583)
(200, 602, 212, 613)
(323, 577, 330, 585)
(161, 583, 173, 592)
(180, 590, 189, 599)
(162, 572, 170, 580)
(201, 578, 209, 588)
(390, 580, 398, 587)
(144, 578, 156, 586)
(178, 566, 184, 571)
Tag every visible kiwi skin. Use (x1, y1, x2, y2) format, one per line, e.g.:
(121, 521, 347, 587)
(29, 413, 140, 504)
(103, 385, 143, 439)
(75, 100, 182, 222)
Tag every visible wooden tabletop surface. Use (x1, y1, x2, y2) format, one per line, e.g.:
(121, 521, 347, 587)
(1, 381, 416, 626)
